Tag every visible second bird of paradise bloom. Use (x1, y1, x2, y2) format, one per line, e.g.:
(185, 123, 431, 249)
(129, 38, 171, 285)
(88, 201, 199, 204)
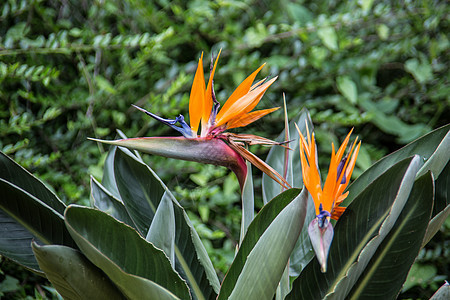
(91, 50, 289, 190)
(296, 123, 361, 272)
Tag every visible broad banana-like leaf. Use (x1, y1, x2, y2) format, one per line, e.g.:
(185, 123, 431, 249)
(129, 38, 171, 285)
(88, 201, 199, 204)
(113, 148, 220, 300)
(101, 130, 143, 200)
(422, 159, 450, 246)
(240, 162, 254, 243)
(90, 136, 247, 187)
(344, 124, 449, 207)
(101, 146, 122, 200)
(64, 205, 190, 299)
(0, 179, 77, 274)
(146, 192, 176, 266)
(90, 176, 134, 227)
(0, 151, 66, 214)
(262, 109, 316, 276)
(32, 243, 124, 300)
(346, 171, 434, 299)
(218, 188, 306, 300)
(287, 156, 421, 299)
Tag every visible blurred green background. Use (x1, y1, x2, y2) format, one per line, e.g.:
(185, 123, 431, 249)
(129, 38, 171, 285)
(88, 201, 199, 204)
(0, 0, 448, 298)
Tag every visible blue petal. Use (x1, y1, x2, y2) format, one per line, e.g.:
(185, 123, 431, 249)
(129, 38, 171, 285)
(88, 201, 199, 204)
(132, 104, 195, 138)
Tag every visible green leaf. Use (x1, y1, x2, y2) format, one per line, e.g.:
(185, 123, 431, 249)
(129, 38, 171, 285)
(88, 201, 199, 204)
(146, 192, 176, 266)
(0, 179, 77, 273)
(0, 275, 20, 294)
(113, 149, 164, 236)
(376, 24, 389, 40)
(218, 188, 305, 300)
(430, 282, 450, 300)
(101, 147, 122, 199)
(95, 75, 117, 94)
(113, 148, 220, 299)
(318, 26, 338, 51)
(90, 176, 134, 227)
(402, 263, 437, 292)
(344, 124, 450, 207)
(0, 151, 66, 214)
(32, 243, 124, 300)
(64, 205, 190, 300)
(347, 172, 434, 299)
(262, 108, 316, 276)
(405, 57, 433, 84)
(422, 159, 450, 246)
(240, 162, 254, 242)
(337, 76, 357, 104)
(288, 156, 421, 299)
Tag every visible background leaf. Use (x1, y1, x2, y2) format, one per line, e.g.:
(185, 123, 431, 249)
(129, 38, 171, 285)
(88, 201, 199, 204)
(32, 243, 124, 300)
(337, 76, 357, 104)
(64, 205, 190, 299)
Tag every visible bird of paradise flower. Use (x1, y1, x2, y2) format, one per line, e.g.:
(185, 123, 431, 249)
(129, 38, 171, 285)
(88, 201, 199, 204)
(296, 123, 361, 272)
(91, 50, 289, 190)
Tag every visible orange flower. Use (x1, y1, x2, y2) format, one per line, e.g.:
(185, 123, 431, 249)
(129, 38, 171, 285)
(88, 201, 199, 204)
(297, 124, 361, 272)
(189, 50, 279, 138)
(126, 51, 288, 189)
(298, 125, 361, 224)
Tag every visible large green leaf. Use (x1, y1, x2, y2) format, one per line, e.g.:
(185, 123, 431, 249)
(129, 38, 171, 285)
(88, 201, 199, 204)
(101, 132, 143, 200)
(90, 176, 134, 227)
(218, 188, 305, 300)
(64, 205, 190, 299)
(287, 156, 421, 299)
(344, 124, 449, 206)
(0, 179, 77, 273)
(113, 148, 220, 300)
(32, 243, 124, 300)
(0, 151, 66, 214)
(262, 109, 316, 276)
(346, 171, 434, 299)
(240, 162, 254, 242)
(422, 159, 450, 246)
(146, 192, 176, 266)
(101, 146, 122, 200)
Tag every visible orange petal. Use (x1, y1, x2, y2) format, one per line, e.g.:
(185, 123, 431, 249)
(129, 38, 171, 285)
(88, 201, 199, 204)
(215, 77, 277, 128)
(250, 78, 266, 90)
(331, 206, 346, 220)
(189, 53, 205, 134)
(216, 63, 265, 122)
(226, 107, 279, 130)
(203, 50, 221, 128)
